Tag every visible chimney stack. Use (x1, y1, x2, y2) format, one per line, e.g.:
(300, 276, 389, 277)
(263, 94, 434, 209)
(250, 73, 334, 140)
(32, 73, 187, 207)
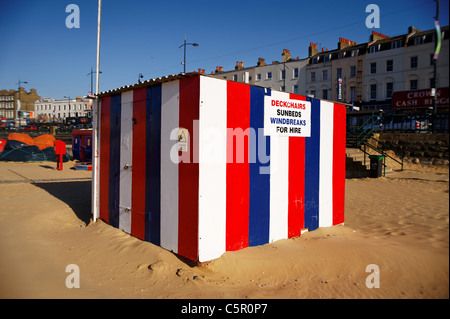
(282, 49, 291, 62)
(215, 66, 224, 73)
(408, 26, 421, 34)
(235, 61, 244, 70)
(308, 43, 318, 57)
(338, 37, 357, 50)
(257, 58, 267, 66)
(370, 31, 389, 42)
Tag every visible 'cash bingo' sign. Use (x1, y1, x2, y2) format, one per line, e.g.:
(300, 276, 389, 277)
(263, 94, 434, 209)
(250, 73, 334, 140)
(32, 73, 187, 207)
(264, 92, 311, 137)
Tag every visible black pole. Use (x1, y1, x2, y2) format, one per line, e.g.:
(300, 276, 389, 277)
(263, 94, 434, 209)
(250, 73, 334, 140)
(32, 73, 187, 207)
(432, 0, 440, 132)
(179, 35, 198, 74)
(91, 66, 93, 95)
(17, 80, 28, 127)
(433, 0, 440, 115)
(88, 67, 102, 95)
(88, 67, 94, 95)
(184, 36, 186, 73)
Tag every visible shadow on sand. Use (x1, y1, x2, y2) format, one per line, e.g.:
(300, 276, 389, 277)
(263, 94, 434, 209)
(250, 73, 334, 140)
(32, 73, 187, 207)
(33, 180, 201, 267)
(33, 180, 92, 225)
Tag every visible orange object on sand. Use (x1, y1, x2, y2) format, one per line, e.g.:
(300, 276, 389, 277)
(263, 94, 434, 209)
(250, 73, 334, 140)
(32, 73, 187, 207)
(7, 133, 35, 146)
(33, 134, 56, 150)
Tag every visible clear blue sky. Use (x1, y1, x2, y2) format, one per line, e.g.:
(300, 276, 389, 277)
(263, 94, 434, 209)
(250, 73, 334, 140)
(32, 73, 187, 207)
(0, 0, 448, 99)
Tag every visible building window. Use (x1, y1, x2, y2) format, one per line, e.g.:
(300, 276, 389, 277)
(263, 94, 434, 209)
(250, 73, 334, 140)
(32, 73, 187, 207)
(410, 79, 418, 90)
(322, 89, 328, 100)
(293, 68, 299, 78)
(323, 70, 328, 81)
(386, 82, 393, 99)
(370, 84, 377, 100)
(281, 70, 286, 80)
(414, 36, 424, 45)
(311, 72, 316, 82)
(233, 74, 238, 81)
(350, 86, 356, 102)
(386, 60, 393, 72)
(369, 45, 379, 53)
(350, 66, 356, 77)
(293, 85, 298, 94)
(267, 72, 272, 79)
(281, 86, 285, 92)
(257, 73, 261, 81)
(410, 56, 418, 69)
(391, 40, 402, 49)
(310, 90, 316, 97)
(337, 68, 342, 79)
(370, 63, 376, 74)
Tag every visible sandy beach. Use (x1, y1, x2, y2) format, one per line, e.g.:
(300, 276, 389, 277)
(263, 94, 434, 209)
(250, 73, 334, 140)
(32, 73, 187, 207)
(0, 160, 448, 299)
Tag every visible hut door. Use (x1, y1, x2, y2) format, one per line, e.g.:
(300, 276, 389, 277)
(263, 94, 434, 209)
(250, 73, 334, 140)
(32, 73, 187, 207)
(84, 135, 92, 161)
(72, 135, 81, 161)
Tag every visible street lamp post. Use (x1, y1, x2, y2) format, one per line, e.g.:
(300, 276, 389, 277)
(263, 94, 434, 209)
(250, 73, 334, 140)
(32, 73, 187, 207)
(17, 80, 28, 102)
(281, 62, 289, 92)
(16, 80, 28, 127)
(178, 35, 198, 73)
(88, 66, 102, 95)
(64, 96, 71, 122)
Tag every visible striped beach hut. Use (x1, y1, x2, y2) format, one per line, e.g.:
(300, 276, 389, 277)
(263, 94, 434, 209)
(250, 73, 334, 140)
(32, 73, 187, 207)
(95, 73, 346, 263)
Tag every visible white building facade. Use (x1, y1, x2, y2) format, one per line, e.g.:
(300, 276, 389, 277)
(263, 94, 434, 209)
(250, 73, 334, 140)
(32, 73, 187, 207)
(361, 27, 449, 109)
(210, 25, 449, 112)
(34, 97, 92, 123)
(211, 50, 309, 95)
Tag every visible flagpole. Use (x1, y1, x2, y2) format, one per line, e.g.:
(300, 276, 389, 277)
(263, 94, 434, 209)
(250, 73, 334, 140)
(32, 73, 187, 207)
(92, 0, 102, 222)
